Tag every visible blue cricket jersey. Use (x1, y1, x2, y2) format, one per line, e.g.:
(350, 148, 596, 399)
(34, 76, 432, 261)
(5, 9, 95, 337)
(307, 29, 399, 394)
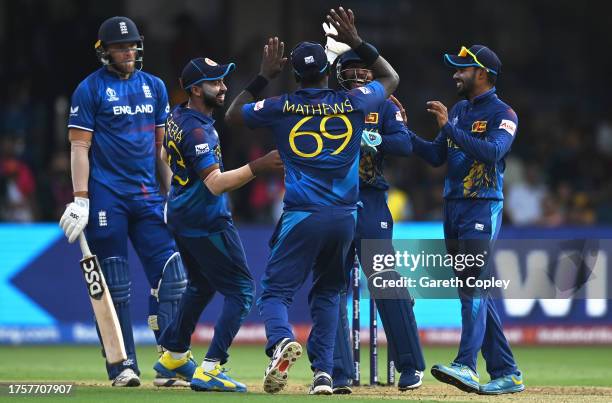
(360, 98, 412, 191)
(68, 67, 169, 198)
(412, 88, 518, 200)
(241, 81, 387, 209)
(163, 103, 232, 237)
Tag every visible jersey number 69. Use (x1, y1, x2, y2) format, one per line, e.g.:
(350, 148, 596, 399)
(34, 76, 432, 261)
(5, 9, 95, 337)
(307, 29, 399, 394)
(289, 114, 353, 158)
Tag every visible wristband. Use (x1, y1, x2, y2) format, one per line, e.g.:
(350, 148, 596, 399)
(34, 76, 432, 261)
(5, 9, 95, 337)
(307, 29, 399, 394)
(245, 75, 269, 98)
(354, 41, 379, 66)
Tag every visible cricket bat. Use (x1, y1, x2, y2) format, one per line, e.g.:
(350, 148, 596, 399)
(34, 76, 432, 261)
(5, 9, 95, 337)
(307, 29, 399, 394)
(78, 233, 127, 364)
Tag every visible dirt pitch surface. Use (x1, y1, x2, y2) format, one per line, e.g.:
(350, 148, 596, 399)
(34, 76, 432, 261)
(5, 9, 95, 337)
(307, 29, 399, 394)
(72, 381, 612, 402)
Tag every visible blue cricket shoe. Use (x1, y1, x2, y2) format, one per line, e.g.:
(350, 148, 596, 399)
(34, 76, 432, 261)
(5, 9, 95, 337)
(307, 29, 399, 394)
(431, 362, 480, 393)
(153, 351, 197, 387)
(191, 365, 247, 392)
(479, 371, 525, 395)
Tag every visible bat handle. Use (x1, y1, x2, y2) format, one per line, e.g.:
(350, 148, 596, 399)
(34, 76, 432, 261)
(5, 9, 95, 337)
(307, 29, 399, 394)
(79, 232, 92, 258)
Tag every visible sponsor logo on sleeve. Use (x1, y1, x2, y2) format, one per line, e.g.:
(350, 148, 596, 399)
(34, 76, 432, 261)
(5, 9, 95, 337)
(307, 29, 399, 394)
(254, 99, 265, 111)
(195, 143, 210, 155)
(365, 112, 379, 124)
(499, 119, 517, 136)
(70, 106, 79, 116)
(357, 86, 372, 95)
(395, 110, 403, 121)
(165, 103, 170, 113)
(471, 120, 488, 133)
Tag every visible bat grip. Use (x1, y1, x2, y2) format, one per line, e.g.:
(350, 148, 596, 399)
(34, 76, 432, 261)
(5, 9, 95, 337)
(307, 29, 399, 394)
(79, 233, 92, 258)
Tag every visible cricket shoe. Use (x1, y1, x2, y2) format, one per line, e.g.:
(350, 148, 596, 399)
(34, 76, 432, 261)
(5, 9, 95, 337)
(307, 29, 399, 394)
(153, 351, 197, 387)
(479, 371, 525, 395)
(309, 371, 333, 395)
(398, 370, 424, 391)
(191, 365, 247, 392)
(263, 338, 303, 394)
(331, 377, 352, 394)
(431, 362, 480, 393)
(112, 368, 141, 387)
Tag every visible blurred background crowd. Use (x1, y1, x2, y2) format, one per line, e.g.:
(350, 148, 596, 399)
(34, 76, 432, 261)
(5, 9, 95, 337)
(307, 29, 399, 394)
(1, 0, 610, 226)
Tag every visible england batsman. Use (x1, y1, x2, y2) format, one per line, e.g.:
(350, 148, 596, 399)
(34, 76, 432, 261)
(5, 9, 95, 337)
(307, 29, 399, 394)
(60, 16, 187, 387)
(411, 45, 524, 395)
(225, 7, 400, 395)
(153, 57, 282, 393)
(327, 48, 426, 393)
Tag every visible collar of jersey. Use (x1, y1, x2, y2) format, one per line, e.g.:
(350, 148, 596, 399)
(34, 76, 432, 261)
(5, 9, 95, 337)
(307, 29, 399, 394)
(101, 66, 139, 81)
(180, 102, 215, 124)
(470, 87, 497, 105)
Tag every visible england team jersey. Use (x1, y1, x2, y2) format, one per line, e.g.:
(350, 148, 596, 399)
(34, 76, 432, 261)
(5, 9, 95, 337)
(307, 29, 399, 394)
(241, 81, 386, 209)
(68, 67, 169, 198)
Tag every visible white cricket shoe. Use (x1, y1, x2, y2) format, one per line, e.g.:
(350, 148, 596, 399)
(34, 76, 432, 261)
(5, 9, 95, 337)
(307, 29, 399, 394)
(112, 368, 141, 387)
(263, 338, 303, 394)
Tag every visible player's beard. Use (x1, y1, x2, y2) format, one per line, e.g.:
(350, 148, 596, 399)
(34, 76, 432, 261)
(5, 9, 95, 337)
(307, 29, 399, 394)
(457, 71, 476, 98)
(202, 88, 225, 109)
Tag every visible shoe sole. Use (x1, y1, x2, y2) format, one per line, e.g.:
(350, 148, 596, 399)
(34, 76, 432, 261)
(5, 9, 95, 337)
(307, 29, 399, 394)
(263, 341, 303, 394)
(431, 367, 479, 394)
(310, 385, 333, 395)
(478, 385, 525, 395)
(153, 378, 190, 387)
(112, 378, 140, 387)
(332, 386, 352, 394)
(398, 378, 423, 391)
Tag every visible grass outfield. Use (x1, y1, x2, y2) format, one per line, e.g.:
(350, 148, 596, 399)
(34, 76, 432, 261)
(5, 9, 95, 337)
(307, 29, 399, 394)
(1, 345, 611, 402)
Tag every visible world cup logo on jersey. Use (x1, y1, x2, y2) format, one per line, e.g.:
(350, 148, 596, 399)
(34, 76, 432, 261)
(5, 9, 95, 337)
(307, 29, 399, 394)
(106, 87, 119, 102)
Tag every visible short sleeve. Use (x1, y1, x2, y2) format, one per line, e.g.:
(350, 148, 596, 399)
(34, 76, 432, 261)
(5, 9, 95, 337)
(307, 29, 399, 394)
(155, 78, 170, 127)
(181, 127, 219, 172)
(68, 79, 97, 132)
(347, 81, 386, 113)
(241, 97, 282, 129)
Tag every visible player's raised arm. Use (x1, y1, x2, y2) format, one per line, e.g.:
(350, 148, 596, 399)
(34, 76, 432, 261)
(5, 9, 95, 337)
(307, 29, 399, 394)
(225, 37, 287, 128)
(326, 7, 399, 98)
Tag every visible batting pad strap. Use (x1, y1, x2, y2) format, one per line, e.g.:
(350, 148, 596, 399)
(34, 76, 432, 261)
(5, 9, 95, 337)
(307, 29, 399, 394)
(354, 41, 379, 66)
(101, 257, 130, 303)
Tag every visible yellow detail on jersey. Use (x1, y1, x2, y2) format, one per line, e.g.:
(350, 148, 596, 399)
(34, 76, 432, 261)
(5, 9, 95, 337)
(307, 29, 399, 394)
(365, 112, 379, 124)
(289, 114, 353, 158)
(463, 161, 496, 197)
(471, 121, 487, 133)
(283, 100, 354, 116)
(166, 140, 189, 186)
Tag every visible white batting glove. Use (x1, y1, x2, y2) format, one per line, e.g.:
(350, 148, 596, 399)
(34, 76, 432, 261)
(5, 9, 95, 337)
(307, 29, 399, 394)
(322, 22, 351, 64)
(59, 197, 89, 243)
(361, 129, 382, 154)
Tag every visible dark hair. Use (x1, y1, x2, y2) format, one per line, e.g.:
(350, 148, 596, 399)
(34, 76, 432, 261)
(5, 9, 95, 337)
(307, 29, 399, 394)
(487, 71, 497, 86)
(294, 66, 330, 85)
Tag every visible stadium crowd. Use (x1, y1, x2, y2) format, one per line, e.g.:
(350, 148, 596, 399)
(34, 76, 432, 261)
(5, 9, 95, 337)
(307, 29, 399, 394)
(1, 0, 610, 225)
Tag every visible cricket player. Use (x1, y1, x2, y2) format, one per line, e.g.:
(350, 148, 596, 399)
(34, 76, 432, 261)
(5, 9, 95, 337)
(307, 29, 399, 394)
(225, 7, 400, 395)
(153, 57, 282, 393)
(59, 16, 187, 387)
(411, 45, 524, 395)
(329, 49, 426, 393)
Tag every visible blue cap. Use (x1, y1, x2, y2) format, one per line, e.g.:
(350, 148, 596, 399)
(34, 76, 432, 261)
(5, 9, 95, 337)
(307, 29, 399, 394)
(181, 57, 236, 89)
(290, 41, 329, 78)
(444, 45, 502, 75)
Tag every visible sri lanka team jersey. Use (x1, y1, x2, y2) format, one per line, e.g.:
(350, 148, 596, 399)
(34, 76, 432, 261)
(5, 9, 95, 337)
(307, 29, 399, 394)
(241, 81, 386, 209)
(163, 104, 232, 237)
(68, 67, 169, 198)
(359, 98, 412, 191)
(412, 88, 518, 200)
